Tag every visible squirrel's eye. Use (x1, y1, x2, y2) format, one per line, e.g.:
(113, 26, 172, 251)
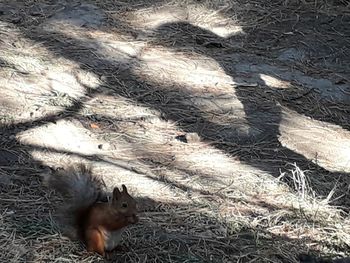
(122, 202, 128, 208)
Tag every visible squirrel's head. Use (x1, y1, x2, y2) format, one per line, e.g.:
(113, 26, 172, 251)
(111, 184, 138, 224)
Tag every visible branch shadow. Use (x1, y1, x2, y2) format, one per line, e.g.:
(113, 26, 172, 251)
(149, 21, 350, 211)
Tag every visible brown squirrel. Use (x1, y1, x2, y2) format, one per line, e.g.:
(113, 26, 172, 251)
(42, 163, 138, 256)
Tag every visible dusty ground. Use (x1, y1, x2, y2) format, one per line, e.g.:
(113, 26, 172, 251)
(0, 0, 349, 262)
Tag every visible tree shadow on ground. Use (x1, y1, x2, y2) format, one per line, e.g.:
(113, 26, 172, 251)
(31, 23, 350, 208)
(149, 21, 350, 211)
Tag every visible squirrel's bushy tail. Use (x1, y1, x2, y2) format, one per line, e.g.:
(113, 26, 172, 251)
(42, 163, 107, 239)
(43, 163, 107, 210)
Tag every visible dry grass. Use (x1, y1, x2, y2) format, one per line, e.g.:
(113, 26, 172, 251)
(0, 0, 349, 262)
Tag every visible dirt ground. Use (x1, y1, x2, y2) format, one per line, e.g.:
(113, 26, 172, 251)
(0, 0, 349, 262)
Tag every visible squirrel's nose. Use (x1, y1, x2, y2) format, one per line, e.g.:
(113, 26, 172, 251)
(127, 214, 138, 224)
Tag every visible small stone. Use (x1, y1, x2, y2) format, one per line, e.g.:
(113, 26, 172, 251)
(175, 132, 201, 143)
(185, 132, 200, 143)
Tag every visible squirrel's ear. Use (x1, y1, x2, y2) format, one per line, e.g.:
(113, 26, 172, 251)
(112, 187, 121, 200)
(122, 184, 128, 193)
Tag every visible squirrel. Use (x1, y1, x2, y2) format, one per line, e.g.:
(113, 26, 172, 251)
(42, 163, 138, 256)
